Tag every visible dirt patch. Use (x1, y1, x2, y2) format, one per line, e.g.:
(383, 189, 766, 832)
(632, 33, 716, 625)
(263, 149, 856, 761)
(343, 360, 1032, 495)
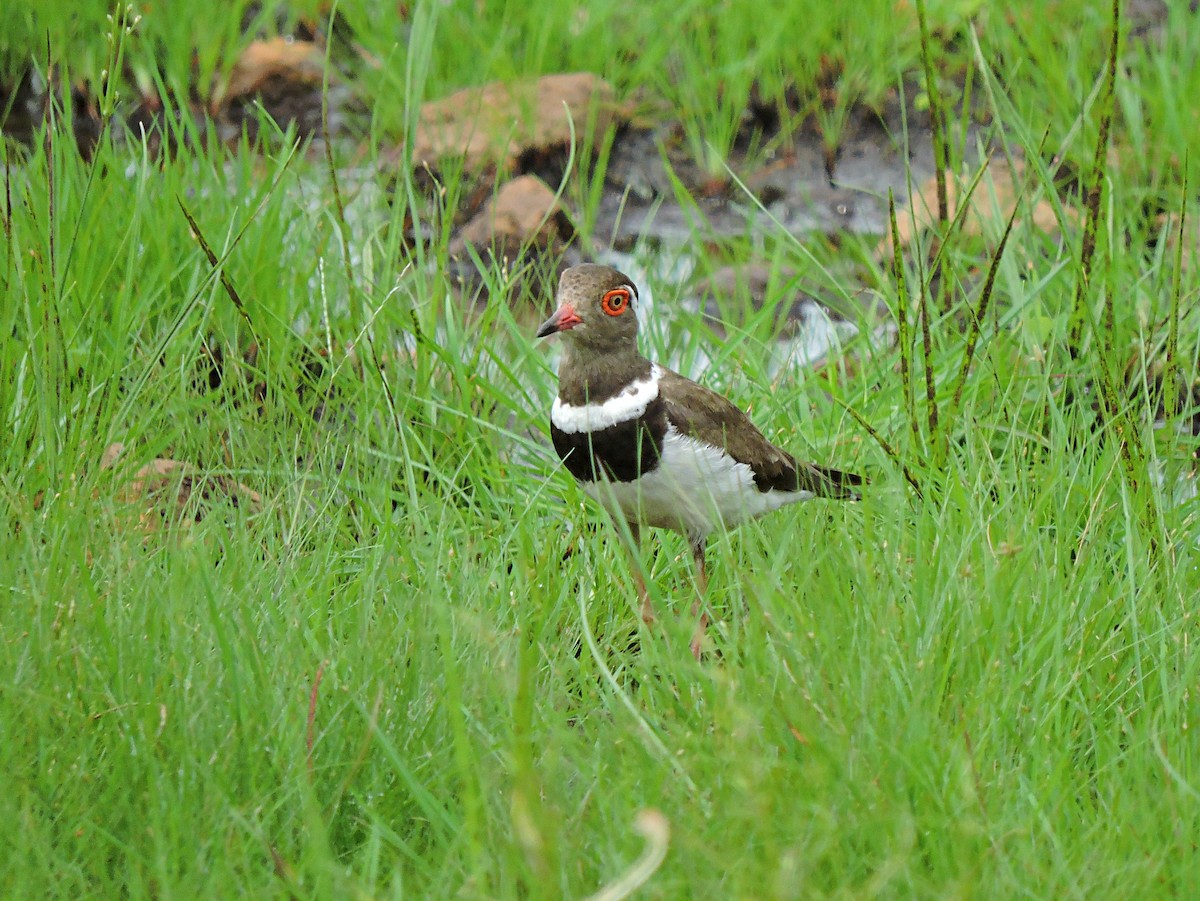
(405, 72, 623, 176)
(594, 83, 969, 253)
(449, 175, 574, 263)
(878, 156, 1076, 258)
(214, 37, 331, 142)
(1, 12, 1087, 336)
(101, 443, 262, 531)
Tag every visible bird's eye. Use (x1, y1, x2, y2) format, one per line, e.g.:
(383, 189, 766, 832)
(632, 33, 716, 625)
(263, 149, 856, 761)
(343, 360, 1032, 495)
(601, 288, 631, 316)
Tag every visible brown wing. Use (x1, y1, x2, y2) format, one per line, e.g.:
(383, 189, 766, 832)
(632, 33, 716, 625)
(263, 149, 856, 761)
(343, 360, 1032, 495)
(658, 368, 862, 498)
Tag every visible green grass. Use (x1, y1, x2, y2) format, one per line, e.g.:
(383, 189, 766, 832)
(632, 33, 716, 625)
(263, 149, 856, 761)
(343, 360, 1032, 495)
(4, 1, 1200, 898)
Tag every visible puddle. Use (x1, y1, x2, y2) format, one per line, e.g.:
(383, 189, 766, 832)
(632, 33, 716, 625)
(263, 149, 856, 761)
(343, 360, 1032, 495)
(597, 99, 976, 249)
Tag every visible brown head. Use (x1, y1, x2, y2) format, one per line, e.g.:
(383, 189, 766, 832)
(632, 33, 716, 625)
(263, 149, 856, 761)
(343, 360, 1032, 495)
(536, 264, 641, 355)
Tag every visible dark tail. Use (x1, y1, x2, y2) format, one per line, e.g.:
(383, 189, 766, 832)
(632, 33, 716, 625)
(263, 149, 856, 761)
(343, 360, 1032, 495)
(802, 463, 864, 501)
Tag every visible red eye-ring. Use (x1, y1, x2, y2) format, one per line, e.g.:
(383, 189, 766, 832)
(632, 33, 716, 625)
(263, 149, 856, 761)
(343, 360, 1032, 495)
(601, 288, 631, 316)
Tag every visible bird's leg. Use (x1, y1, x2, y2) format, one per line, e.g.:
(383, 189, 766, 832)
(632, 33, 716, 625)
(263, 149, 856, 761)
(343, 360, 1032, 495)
(688, 535, 709, 660)
(620, 521, 654, 624)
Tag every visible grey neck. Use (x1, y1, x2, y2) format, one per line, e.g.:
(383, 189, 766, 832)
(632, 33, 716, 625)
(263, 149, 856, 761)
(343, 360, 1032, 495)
(558, 345, 652, 405)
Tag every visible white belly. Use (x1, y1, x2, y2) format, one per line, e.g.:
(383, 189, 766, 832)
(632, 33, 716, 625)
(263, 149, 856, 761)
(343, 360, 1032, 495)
(582, 428, 813, 539)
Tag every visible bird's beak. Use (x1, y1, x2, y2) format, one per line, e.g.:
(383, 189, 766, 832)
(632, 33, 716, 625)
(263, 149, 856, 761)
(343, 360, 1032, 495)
(536, 303, 583, 337)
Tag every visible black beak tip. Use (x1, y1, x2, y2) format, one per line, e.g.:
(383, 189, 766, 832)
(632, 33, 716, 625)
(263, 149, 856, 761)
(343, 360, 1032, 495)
(535, 320, 558, 339)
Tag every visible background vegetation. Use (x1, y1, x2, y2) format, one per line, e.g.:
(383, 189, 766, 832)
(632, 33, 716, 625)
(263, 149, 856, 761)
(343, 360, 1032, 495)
(3, 0, 1198, 898)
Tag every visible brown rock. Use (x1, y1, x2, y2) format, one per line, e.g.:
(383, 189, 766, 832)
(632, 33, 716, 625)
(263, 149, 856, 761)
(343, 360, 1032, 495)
(102, 443, 261, 531)
(214, 37, 326, 113)
(450, 175, 572, 257)
(877, 157, 1078, 257)
(411, 72, 621, 174)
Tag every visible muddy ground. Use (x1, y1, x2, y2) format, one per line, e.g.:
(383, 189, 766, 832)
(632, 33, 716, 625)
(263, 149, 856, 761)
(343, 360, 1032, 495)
(0, 1, 1180, 352)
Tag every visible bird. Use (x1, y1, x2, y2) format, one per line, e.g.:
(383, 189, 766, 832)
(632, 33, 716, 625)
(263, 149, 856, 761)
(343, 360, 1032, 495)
(536, 263, 862, 659)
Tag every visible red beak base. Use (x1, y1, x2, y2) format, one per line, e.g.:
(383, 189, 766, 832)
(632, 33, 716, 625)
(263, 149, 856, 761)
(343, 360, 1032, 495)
(536, 304, 583, 337)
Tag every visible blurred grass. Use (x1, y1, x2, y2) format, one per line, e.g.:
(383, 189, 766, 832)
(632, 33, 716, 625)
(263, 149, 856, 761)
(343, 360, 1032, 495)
(4, 1, 1200, 899)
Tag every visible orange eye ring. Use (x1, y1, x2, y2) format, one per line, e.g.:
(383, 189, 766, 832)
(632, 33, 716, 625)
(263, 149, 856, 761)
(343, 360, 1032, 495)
(601, 287, 631, 316)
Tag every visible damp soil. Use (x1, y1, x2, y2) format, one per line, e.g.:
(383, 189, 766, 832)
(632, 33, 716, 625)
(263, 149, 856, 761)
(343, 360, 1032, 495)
(2, 4, 1170, 369)
(1, 29, 957, 261)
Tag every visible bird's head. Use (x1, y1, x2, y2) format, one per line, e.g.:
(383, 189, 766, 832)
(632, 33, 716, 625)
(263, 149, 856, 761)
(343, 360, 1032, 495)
(536, 264, 640, 354)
